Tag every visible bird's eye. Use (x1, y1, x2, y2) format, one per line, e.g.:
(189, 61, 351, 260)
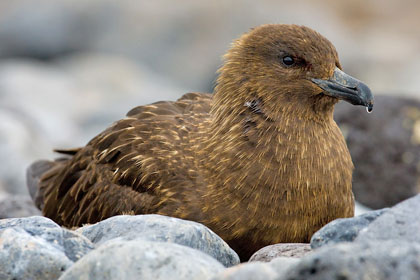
(282, 56, 295, 67)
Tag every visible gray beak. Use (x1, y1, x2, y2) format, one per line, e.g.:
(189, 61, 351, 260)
(312, 67, 374, 112)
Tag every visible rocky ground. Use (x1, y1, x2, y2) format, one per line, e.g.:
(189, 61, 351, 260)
(1, 194, 420, 279)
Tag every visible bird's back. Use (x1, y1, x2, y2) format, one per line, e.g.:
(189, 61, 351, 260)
(34, 92, 212, 227)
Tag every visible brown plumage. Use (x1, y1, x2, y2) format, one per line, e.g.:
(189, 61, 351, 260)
(28, 24, 373, 261)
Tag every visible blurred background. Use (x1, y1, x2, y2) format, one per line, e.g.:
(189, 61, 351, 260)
(0, 0, 419, 217)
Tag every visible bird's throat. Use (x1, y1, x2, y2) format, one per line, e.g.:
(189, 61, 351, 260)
(198, 107, 353, 243)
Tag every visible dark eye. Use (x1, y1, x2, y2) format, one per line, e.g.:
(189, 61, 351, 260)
(282, 56, 295, 66)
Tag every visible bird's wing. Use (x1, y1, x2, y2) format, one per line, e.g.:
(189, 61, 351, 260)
(40, 92, 212, 227)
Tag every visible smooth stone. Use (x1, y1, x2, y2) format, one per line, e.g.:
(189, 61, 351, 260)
(0, 228, 71, 280)
(211, 262, 277, 280)
(268, 257, 301, 278)
(311, 208, 388, 249)
(283, 241, 420, 280)
(59, 239, 225, 280)
(211, 257, 299, 280)
(356, 194, 420, 243)
(0, 216, 94, 280)
(76, 214, 239, 267)
(249, 243, 311, 262)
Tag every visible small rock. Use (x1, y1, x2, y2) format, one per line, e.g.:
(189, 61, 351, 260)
(249, 243, 311, 262)
(0, 216, 94, 280)
(59, 239, 225, 280)
(0, 193, 41, 218)
(335, 96, 420, 209)
(311, 208, 388, 249)
(0, 228, 71, 280)
(283, 241, 420, 280)
(356, 194, 420, 243)
(76, 214, 239, 267)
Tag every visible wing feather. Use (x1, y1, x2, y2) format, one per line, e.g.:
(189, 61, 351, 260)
(39, 92, 212, 227)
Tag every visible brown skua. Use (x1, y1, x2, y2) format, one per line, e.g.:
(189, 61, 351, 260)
(28, 24, 373, 261)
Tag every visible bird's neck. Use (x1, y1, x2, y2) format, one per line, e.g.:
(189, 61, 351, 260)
(200, 87, 341, 186)
(197, 89, 353, 236)
(200, 104, 339, 193)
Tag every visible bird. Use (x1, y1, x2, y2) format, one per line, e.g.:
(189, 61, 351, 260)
(27, 24, 373, 261)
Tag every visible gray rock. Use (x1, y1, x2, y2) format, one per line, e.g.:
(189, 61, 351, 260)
(0, 216, 94, 279)
(249, 244, 311, 262)
(76, 214, 239, 267)
(0, 218, 91, 279)
(311, 208, 388, 249)
(335, 96, 420, 209)
(356, 194, 420, 243)
(268, 257, 301, 278)
(283, 241, 420, 280)
(0, 193, 41, 219)
(0, 227, 71, 280)
(59, 239, 225, 280)
(211, 262, 277, 280)
(211, 257, 299, 280)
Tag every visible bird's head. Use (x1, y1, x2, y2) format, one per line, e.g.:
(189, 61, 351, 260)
(214, 24, 373, 122)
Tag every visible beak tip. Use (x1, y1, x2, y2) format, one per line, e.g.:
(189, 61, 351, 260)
(312, 68, 374, 111)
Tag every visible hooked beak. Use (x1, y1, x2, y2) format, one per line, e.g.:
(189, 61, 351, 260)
(312, 67, 374, 112)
